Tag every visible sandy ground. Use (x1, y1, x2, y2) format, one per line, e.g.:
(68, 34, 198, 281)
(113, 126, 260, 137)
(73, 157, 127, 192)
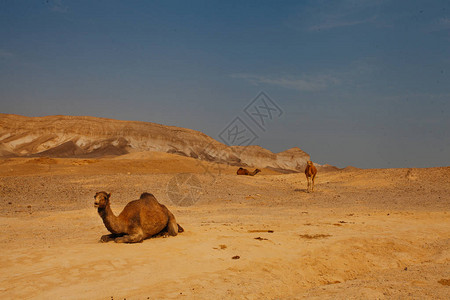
(0, 153, 449, 299)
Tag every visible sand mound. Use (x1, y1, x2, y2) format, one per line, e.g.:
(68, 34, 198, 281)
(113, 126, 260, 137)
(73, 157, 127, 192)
(114, 151, 177, 160)
(341, 165, 361, 172)
(0, 155, 448, 299)
(25, 157, 58, 164)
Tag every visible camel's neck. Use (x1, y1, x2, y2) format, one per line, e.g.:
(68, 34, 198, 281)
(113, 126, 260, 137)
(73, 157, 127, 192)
(306, 166, 316, 176)
(250, 170, 258, 176)
(306, 166, 311, 174)
(98, 204, 124, 234)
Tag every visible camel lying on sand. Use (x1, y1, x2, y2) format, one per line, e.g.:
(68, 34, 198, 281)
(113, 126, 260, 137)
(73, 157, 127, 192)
(305, 161, 317, 192)
(94, 191, 183, 243)
(237, 167, 261, 176)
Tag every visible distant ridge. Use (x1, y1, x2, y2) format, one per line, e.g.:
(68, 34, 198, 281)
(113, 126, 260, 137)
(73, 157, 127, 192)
(0, 113, 311, 172)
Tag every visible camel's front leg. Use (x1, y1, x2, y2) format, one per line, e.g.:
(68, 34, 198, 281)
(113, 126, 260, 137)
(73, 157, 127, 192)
(306, 177, 311, 192)
(100, 233, 120, 243)
(114, 233, 144, 243)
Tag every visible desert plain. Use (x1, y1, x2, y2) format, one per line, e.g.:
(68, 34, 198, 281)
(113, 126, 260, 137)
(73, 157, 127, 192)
(0, 152, 449, 299)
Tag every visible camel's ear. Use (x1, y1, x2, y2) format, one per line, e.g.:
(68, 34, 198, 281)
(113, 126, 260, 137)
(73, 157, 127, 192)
(107, 193, 111, 199)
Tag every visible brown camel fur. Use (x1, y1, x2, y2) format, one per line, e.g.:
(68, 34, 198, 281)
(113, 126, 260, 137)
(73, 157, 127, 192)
(237, 167, 261, 176)
(94, 191, 183, 243)
(304, 161, 317, 192)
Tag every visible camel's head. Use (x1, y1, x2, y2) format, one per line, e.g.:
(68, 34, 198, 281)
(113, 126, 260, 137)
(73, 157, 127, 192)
(94, 191, 111, 209)
(307, 161, 314, 166)
(255, 169, 261, 174)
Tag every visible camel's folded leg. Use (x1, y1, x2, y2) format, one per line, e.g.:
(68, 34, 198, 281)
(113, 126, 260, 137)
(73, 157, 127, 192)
(114, 233, 144, 243)
(100, 234, 118, 243)
(152, 228, 170, 238)
(155, 223, 183, 238)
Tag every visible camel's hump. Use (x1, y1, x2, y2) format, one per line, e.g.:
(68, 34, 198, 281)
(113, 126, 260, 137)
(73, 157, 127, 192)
(140, 192, 155, 199)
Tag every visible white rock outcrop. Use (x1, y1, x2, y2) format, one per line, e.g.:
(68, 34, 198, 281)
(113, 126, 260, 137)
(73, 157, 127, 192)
(0, 114, 310, 172)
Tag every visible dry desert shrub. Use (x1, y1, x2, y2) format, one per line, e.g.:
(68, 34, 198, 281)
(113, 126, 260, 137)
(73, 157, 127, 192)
(299, 234, 332, 239)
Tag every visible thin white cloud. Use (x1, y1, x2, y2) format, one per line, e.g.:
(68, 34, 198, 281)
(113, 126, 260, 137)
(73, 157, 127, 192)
(231, 58, 381, 92)
(47, 0, 68, 13)
(308, 15, 377, 31)
(288, 0, 385, 32)
(0, 49, 13, 59)
(231, 73, 341, 92)
(416, 15, 450, 34)
(439, 17, 450, 25)
(432, 17, 450, 31)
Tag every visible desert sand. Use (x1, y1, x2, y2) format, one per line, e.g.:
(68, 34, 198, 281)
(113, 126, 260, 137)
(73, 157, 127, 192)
(0, 152, 449, 299)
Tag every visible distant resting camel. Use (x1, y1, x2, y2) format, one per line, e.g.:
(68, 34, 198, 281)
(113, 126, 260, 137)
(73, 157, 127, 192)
(237, 167, 261, 176)
(94, 191, 183, 243)
(304, 161, 317, 192)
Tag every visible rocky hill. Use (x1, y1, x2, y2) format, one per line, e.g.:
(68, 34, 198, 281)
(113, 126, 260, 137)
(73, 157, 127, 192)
(0, 114, 311, 172)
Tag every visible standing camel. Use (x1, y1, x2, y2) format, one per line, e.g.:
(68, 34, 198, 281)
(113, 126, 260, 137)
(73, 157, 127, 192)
(304, 161, 317, 192)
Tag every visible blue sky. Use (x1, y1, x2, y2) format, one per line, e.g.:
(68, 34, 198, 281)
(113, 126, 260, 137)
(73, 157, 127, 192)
(1, 0, 449, 168)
